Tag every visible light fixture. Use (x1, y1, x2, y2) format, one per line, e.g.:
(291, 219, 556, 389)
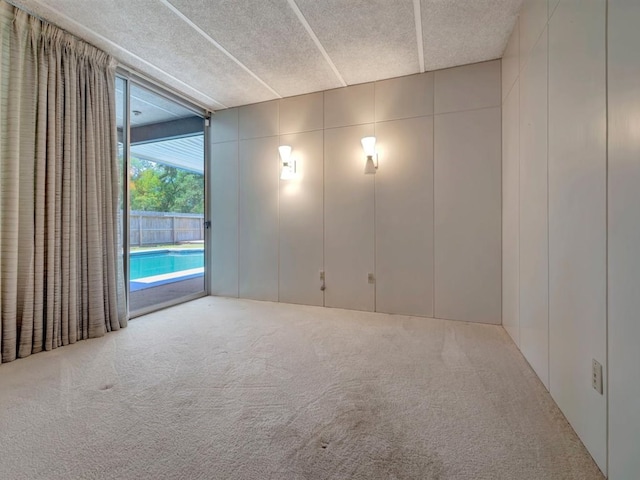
(361, 136, 378, 174)
(279, 145, 296, 180)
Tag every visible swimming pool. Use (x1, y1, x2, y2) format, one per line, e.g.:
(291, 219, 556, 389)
(130, 249, 204, 291)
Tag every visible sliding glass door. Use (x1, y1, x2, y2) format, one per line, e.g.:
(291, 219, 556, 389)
(116, 75, 208, 316)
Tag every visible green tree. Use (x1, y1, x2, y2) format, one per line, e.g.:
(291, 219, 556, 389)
(129, 157, 203, 214)
(159, 168, 204, 213)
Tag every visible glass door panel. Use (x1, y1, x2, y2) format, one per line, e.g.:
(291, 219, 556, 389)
(126, 83, 206, 314)
(115, 77, 127, 314)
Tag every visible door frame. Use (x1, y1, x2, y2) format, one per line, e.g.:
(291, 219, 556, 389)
(116, 69, 211, 318)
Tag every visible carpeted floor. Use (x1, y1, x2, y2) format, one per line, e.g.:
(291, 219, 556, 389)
(0, 297, 604, 480)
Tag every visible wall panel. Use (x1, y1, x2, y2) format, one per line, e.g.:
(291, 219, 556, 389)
(374, 73, 433, 122)
(324, 124, 375, 311)
(502, 80, 520, 344)
(324, 83, 375, 129)
(607, 1, 640, 477)
(238, 136, 279, 301)
(375, 116, 434, 317)
(279, 92, 323, 135)
(239, 100, 278, 139)
(502, 18, 520, 102)
(279, 130, 324, 306)
(434, 60, 501, 115)
(519, 0, 547, 72)
(548, 0, 607, 470)
(435, 107, 502, 324)
(211, 107, 238, 144)
(211, 141, 239, 297)
(519, 26, 549, 388)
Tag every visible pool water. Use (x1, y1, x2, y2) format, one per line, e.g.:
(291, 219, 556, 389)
(130, 249, 204, 280)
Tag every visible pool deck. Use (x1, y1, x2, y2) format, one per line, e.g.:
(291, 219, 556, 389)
(129, 276, 205, 312)
(130, 267, 204, 292)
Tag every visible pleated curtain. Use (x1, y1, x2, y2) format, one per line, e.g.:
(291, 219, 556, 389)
(0, 1, 127, 364)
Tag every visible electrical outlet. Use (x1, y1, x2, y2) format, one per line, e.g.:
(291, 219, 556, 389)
(592, 359, 603, 394)
(319, 271, 325, 281)
(368, 273, 375, 284)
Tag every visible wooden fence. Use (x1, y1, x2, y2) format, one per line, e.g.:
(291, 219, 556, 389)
(129, 211, 204, 247)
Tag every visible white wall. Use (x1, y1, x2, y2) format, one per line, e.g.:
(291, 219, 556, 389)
(211, 60, 502, 324)
(548, 1, 607, 470)
(501, 0, 608, 473)
(607, 1, 640, 478)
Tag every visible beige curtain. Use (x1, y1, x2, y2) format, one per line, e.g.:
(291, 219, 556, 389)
(0, 2, 127, 364)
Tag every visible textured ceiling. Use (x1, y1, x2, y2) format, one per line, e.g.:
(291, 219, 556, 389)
(8, 0, 523, 111)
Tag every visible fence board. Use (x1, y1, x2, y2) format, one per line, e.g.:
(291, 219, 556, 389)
(128, 211, 204, 247)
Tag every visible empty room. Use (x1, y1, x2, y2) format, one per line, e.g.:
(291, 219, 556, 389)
(0, 0, 638, 478)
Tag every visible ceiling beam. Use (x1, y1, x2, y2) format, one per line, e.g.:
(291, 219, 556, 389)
(413, 0, 425, 73)
(130, 152, 203, 174)
(286, 0, 347, 87)
(127, 116, 204, 145)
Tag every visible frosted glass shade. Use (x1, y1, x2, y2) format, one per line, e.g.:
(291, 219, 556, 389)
(279, 145, 295, 180)
(278, 145, 292, 162)
(361, 136, 376, 157)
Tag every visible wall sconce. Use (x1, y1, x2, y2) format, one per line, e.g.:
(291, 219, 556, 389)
(279, 145, 297, 180)
(361, 136, 378, 174)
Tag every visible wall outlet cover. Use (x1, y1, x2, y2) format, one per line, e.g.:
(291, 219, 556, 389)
(592, 359, 603, 395)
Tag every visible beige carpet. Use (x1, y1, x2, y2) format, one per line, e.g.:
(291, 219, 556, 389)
(0, 297, 603, 480)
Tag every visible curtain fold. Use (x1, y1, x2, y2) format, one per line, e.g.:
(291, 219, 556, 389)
(0, 1, 127, 364)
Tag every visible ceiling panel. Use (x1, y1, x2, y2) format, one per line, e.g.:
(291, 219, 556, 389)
(167, 0, 343, 98)
(11, 0, 277, 107)
(295, 0, 419, 85)
(421, 0, 522, 71)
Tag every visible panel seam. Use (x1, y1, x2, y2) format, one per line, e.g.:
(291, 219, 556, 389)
(432, 76, 436, 318)
(373, 83, 377, 312)
(322, 92, 326, 307)
(285, 0, 347, 87)
(546, 4, 551, 394)
(604, 0, 610, 474)
(517, 47, 521, 347)
(237, 112, 241, 298)
(277, 101, 281, 303)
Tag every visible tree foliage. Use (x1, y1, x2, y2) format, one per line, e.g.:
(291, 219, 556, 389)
(129, 158, 203, 213)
